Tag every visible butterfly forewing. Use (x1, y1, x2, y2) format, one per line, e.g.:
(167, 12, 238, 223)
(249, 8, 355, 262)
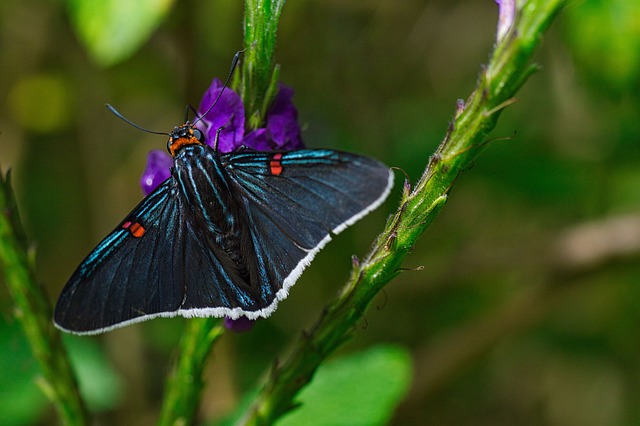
(54, 180, 184, 333)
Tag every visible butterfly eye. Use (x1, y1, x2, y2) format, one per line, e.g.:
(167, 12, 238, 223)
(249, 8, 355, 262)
(192, 128, 204, 143)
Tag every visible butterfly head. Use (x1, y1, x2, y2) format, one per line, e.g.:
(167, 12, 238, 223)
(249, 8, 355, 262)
(167, 124, 205, 156)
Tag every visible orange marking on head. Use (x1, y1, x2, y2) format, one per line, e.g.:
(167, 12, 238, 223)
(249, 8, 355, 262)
(270, 153, 283, 176)
(168, 125, 203, 156)
(169, 136, 201, 156)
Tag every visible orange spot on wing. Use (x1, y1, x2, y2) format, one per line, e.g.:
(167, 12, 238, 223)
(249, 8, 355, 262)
(130, 222, 146, 238)
(269, 153, 283, 176)
(122, 221, 146, 238)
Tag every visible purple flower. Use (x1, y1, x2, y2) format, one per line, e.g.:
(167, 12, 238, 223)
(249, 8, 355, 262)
(139, 78, 304, 332)
(140, 79, 304, 196)
(140, 150, 173, 196)
(223, 316, 255, 333)
(196, 78, 246, 153)
(495, 0, 515, 41)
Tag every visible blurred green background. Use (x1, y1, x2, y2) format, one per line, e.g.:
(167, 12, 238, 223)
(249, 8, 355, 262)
(2, 0, 640, 425)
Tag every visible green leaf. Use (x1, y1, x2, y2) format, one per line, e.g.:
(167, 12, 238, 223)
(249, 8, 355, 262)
(64, 336, 123, 411)
(67, 0, 175, 67)
(276, 345, 412, 426)
(564, 0, 640, 92)
(0, 320, 48, 426)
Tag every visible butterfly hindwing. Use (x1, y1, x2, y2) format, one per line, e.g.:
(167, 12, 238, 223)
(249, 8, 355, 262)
(221, 149, 394, 313)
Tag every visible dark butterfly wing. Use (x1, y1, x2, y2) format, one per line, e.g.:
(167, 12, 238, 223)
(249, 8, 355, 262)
(216, 149, 394, 318)
(53, 177, 249, 334)
(54, 148, 392, 334)
(54, 179, 175, 333)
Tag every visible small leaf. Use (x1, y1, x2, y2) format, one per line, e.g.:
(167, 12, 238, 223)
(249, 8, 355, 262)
(67, 0, 175, 67)
(64, 336, 123, 411)
(277, 345, 412, 426)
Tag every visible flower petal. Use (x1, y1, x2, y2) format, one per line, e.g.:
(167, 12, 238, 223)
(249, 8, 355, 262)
(244, 128, 273, 151)
(197, 78, 245, 153)
(223, 316, 254, 332)
(266, 84, 303, 150)
(140, 149, 172, 195)
(495, 0, 516, 41)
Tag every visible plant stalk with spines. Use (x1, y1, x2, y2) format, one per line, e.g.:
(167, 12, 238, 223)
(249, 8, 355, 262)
(240, 0, 566, 424)
(0, 170, 89, 426)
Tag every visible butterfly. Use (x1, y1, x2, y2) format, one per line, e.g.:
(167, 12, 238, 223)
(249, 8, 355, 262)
(53, 123, 393, 334)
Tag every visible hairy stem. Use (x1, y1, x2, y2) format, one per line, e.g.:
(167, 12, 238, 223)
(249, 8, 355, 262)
(241, 0, 285, 130)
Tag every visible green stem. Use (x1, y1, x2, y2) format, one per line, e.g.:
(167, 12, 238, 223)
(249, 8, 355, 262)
(0, 170, 89, 426)
(157, 318, 224, 426)
(242, 0, 285, 130)
(158, 2, 286, 423)
(240, 0, 566, 424)
(157, 2, 287, 423)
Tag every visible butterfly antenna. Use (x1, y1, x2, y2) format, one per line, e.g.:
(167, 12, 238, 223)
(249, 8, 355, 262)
(184, 104, 200, 123)
(192, 50, 244, 127)
(106, 104, 169, 136)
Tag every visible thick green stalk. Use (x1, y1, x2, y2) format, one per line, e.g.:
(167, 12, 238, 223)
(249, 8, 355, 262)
(157, 318, 224, 426)
(0, 170, 89, 425)
(157, 2, 288, 422)
(157, 2, 286, 423)
(241, 1, 566, 424)
(242, 0, 285, 129)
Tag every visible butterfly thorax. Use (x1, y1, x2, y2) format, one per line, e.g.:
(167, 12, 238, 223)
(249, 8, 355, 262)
(172, 144, 249, 279)
(167, 124, 205, 157)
